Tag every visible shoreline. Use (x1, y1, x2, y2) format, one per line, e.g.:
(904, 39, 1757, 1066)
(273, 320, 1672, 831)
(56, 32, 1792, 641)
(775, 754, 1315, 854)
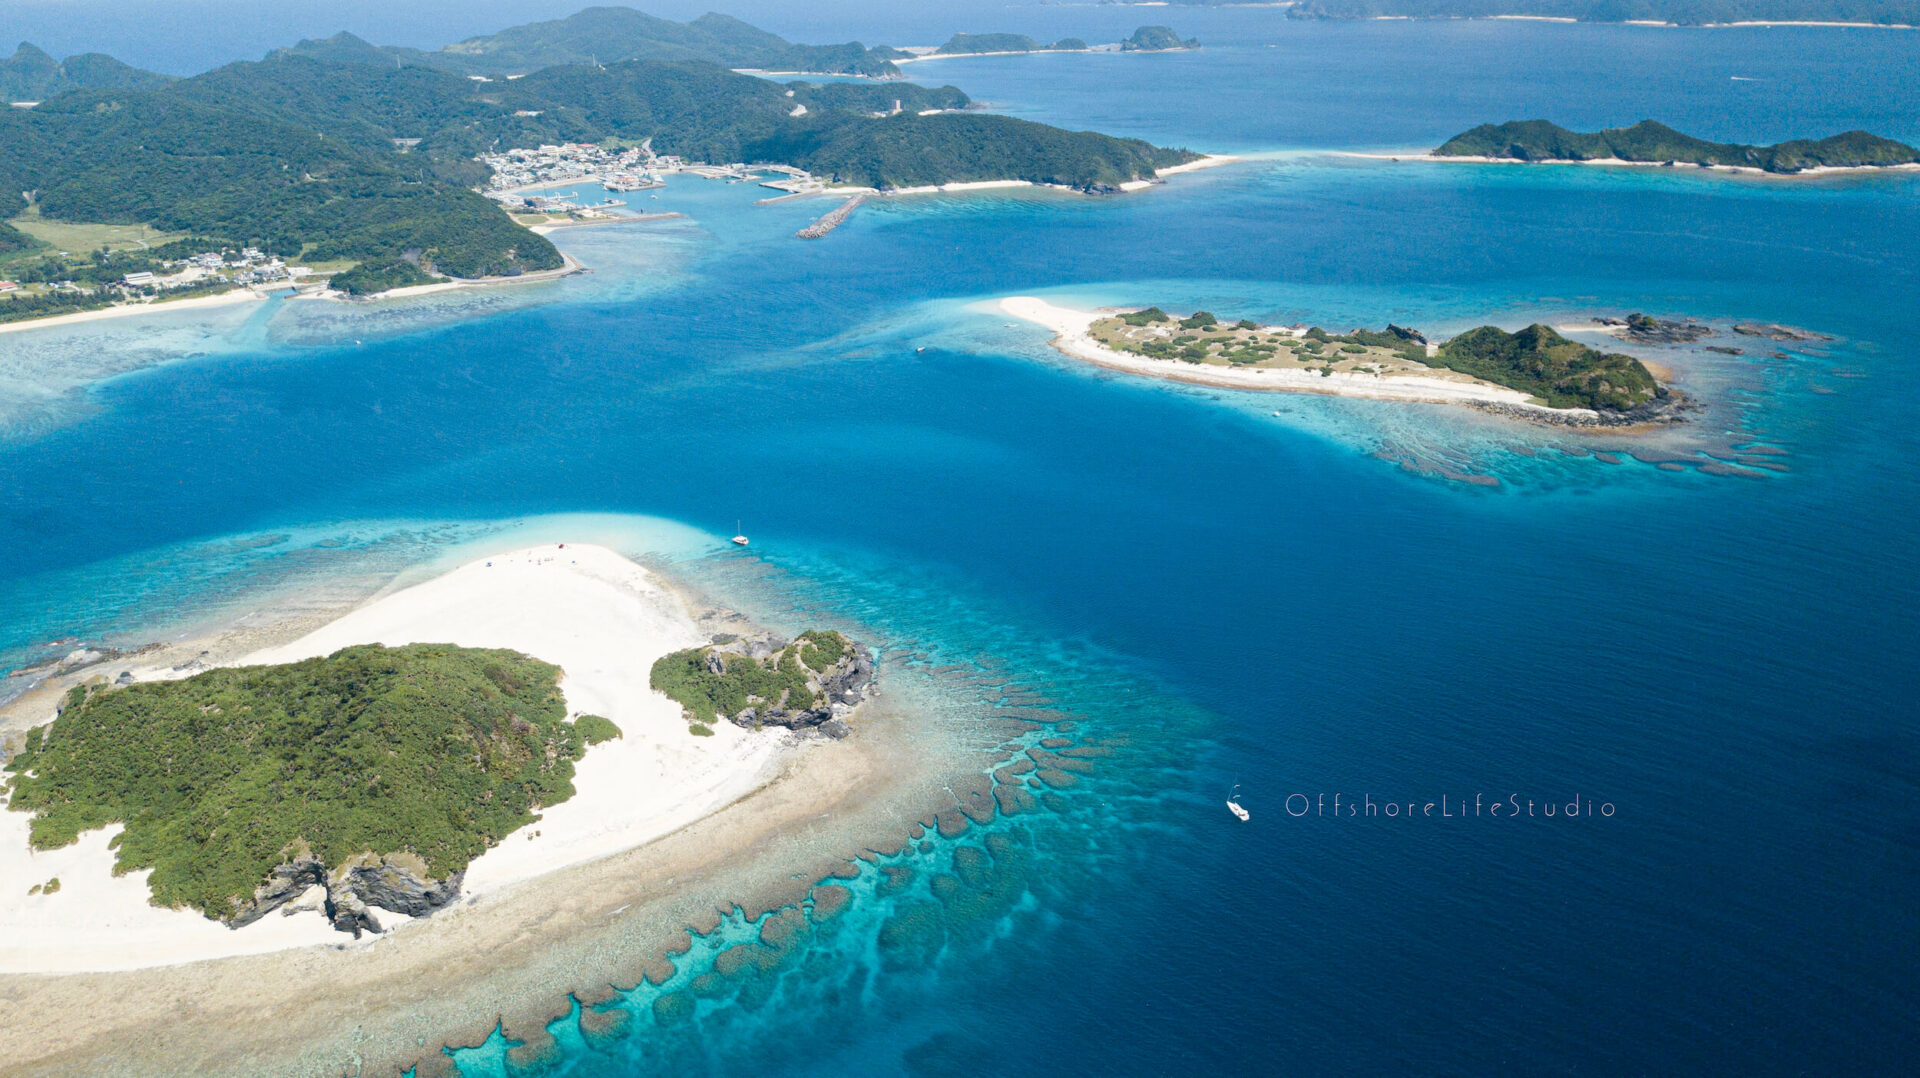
(881, 155, 1238, 197)
(0, 287, 268, 337)
(1348, 151, 1920, 178)
(0, 543, 991, 1077)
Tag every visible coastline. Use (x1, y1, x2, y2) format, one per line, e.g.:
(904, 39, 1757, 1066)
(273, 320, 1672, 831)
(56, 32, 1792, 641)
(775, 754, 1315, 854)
(997, 295, 1563, 412)
(0, 543, 990, 1077)
(882, 155, 1238, 197)
(0, 287, 268, 337)
(1349, 151, 1920, 178)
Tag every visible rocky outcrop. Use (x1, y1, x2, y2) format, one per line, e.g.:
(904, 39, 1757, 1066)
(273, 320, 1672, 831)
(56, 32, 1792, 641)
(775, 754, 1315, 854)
(1732, 322, 1830, 342)
(230, 850, 463, 937)
(1598, 313, 1712, 344)
(721, 634, 874, 735)
(1470, 392, 1699, 429)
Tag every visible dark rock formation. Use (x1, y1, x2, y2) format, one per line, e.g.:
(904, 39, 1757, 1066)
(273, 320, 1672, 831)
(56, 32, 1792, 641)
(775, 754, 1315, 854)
(710, 634, 875, 732)
(229, 850, 463, 937)
(1602, 312, 1713, 343)
(1733, 322, 1830, 342)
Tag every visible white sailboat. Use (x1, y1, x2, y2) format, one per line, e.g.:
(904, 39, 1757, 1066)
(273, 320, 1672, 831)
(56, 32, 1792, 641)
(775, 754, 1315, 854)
(732, 520, 749, 546)
(1227, 784, 1250, 822)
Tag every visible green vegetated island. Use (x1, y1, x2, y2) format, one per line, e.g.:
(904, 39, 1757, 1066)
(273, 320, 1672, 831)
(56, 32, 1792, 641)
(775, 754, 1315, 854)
(1279, 0, 1920, 27)
(1434, 120, 1920, 173)
(3, 644, 620, 935)
(0, 6, 1201, 321)
(650, 630, 875, 737)
(1091, 308, 1666, 412)
(928, 26, 1199, 55)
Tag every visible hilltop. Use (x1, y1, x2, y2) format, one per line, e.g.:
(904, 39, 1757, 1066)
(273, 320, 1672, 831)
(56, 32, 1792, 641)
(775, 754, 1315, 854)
(273, 8, 906, 78)
(0, 42, 170, 101)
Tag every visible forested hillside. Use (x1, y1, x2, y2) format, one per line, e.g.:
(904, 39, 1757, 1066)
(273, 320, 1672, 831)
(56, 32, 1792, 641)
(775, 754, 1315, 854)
(0, 87, 562, 286)
(272, 8, 906, 77)
(1436, 120, 1920, 172)
(0, 14, 1197, 298)
(0, 42, 171, 100)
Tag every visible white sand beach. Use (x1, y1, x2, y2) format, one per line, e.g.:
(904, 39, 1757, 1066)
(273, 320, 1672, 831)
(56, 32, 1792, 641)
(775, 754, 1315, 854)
(0, 288, 265, 337)
(1158, 154, 1239, 176)
(0, 544, 785, 974)
(998, 296, 1548, 409)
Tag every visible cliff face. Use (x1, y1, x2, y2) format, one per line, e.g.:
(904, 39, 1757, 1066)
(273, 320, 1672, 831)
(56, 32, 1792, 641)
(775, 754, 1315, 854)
(234, 851, 464, 937)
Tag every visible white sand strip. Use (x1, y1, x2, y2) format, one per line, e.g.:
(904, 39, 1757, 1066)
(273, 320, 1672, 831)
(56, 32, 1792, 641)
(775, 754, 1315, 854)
(0, 288, 264, 336)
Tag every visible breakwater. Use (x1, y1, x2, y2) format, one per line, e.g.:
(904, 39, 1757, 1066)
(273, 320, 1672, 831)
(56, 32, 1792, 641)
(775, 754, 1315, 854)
(796, 195, 867, 239)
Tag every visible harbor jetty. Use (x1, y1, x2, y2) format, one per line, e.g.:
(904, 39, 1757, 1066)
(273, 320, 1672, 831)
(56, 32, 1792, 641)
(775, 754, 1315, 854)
(797, 194, 867, 239)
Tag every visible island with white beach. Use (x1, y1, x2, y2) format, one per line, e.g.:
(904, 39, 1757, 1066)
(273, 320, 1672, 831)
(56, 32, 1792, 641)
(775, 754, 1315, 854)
(0, 542, 999, 1077)
(999, 296, 1685, 424)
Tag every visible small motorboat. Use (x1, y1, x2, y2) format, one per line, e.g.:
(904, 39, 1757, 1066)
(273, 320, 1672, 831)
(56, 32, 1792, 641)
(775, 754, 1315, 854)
(732, 520, 750, 546)
(1227, 783, 1250, 822)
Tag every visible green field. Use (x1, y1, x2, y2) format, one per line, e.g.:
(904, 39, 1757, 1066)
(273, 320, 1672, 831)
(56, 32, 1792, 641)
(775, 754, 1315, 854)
(9, 210, 188, 258)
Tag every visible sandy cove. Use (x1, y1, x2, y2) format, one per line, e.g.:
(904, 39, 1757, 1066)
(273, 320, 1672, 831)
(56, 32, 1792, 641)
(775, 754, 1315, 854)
(999, 296, 1558, 411)
(0, 544, 986, 1077)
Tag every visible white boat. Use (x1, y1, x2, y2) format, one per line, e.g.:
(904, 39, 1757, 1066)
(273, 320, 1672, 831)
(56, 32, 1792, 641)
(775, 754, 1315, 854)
(1227, 783, 1250, 821)
(732, 521, 749, 546)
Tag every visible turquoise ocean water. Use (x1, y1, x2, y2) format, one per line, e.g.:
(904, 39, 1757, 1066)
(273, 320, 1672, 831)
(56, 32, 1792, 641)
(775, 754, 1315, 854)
(1, 17, 1916, 1076)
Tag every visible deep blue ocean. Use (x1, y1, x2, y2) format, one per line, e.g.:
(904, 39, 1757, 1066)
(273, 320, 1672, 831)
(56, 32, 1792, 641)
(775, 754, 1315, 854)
(2, 14, 1917, 1076)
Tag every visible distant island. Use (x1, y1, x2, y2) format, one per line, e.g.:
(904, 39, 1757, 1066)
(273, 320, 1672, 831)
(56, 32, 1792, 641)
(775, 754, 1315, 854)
(1280, 0, 1920, 27)
(272, 7, 910, 78)
(1433, 120, 1920, 173)
(1002, 297, 1674, 421)
(924, 26, 1198, 57)
(4, 643, 621, 936)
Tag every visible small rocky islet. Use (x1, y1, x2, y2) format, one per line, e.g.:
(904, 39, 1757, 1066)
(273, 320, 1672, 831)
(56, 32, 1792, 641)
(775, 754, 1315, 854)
(648, 629, 875, 738)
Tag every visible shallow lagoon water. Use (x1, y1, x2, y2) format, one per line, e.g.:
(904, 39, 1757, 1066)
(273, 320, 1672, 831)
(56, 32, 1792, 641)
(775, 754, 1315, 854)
(1, 17, 1916, 1076)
